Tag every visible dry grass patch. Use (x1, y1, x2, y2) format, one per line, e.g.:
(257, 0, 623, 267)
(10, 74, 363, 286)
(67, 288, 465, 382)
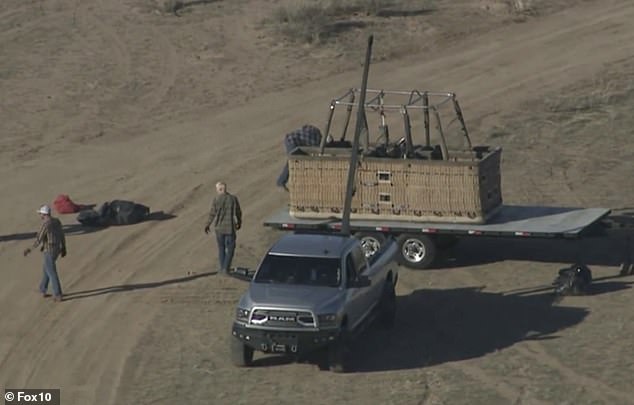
(153, 0, 220, 15)
(507, 0, 536, 14)
(268, 0, 434, 43)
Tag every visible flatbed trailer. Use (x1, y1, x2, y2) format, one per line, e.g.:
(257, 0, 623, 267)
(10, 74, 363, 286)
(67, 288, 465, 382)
(264, 205, 612, 269)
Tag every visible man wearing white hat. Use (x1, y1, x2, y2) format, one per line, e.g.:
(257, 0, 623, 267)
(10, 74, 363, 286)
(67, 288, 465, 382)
(23, 204, 67, 302)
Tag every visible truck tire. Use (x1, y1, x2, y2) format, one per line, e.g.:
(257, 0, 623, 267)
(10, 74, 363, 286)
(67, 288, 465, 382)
(396, 234, 437, 269)
(328, 326, 350, 373)
(355, 232, 386, 258)
(379, 280, 396, 329)
(230, 337, 254, 367)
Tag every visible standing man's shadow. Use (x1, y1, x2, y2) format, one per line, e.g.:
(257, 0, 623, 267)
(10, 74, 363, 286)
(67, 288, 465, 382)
(0, 224, 106, 243)
(62, 271, 216, 301)
(1, 211, 177, 243)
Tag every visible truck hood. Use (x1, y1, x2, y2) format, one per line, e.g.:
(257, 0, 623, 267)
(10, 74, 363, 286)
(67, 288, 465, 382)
(246, 283, 343, 311)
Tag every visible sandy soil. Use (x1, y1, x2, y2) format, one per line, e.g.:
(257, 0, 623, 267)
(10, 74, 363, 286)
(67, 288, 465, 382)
(1, 0, 634, 404)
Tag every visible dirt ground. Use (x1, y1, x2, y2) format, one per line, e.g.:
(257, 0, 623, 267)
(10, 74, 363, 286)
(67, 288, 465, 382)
(1, 0, 634, 404)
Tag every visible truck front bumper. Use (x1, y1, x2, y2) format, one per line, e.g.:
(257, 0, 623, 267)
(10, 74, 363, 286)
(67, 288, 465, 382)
(232, 323, 338, 355)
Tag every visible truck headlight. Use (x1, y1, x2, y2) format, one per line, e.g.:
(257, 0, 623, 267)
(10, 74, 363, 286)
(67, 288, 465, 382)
(318, 313, 337, 328)
(236, 308, 250, 322)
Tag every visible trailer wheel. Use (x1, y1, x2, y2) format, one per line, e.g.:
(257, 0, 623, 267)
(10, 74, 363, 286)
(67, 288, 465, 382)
(355, 232, 386, 258)
(396, 234, 437, 269)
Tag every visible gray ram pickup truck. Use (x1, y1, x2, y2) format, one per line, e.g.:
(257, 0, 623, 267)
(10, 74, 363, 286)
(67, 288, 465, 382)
(230, 233, 398, 372)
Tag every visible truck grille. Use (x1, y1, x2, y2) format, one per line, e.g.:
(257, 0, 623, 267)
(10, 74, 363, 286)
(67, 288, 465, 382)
(249, 308, 316, 328)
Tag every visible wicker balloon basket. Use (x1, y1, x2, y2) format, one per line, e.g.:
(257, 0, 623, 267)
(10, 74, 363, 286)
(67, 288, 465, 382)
(288, 146, 502, 224)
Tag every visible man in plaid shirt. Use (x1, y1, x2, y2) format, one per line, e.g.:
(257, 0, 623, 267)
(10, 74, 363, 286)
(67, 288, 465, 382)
(204, 182, 242, 274)
(23, 204, 67, 301)
(276, 124, 324, 190)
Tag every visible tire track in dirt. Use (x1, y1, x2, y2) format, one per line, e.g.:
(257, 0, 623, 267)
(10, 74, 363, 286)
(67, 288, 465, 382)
(394, 271, 528, 402)
(143, 25, 179, 114)
(0, 304, 64, 381)
(378, 1, 634, 114)
(0, 149, 246, 384)
(4, 220, 219, 402)
(0, 5, 26, 20)
(2, 235, 150, 376)
(0, 10, 66, 39)
(4, 1, 634, 403)
(82, 229, 223, 402)
(82, 0, 132, 99)
(65, 200, 203, 293)
(514, 341, 633, 404)
(1, 179, 216, 399)
(404, 4, 634, 397)
(448, 361, 550, 405)
(0, 7, 83, 151)
(94, 2, 634, 402)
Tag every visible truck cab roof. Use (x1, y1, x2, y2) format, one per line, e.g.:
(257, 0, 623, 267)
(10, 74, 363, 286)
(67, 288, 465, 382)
(268, 233, 357, 258)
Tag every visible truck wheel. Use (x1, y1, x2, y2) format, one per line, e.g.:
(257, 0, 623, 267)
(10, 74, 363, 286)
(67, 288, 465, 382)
(355, 232, 385, 258)
(230, 337, 254, 367)
(396, 234, 437, 269)
(379, 281, 396, 329)
(328, 327, 350, 373)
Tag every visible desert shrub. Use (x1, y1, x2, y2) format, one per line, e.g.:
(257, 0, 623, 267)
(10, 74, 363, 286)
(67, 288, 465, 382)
(154, 0, 184, 13)
(269, 0, 398, 43)
(153, 0, 217, 15)
(271, 2, 331, 43)
(507, 0, 536, 15)
(331, 0, 397, 16)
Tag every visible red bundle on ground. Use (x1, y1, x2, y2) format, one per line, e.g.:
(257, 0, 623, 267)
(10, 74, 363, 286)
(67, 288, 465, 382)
(53, 194, 81, 214)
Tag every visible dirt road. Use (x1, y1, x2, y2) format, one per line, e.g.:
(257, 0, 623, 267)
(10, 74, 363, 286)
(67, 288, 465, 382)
(1, 1, 633, 404)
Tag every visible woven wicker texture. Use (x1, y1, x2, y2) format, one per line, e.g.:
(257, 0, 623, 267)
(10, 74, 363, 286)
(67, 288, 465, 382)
(288, 147, 502, 224)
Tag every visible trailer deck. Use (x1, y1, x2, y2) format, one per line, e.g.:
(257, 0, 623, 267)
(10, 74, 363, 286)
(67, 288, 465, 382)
(264, 205, 612, 239)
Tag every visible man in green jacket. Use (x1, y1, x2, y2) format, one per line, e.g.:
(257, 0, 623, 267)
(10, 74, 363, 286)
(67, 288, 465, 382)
(204, 182, 242, 274)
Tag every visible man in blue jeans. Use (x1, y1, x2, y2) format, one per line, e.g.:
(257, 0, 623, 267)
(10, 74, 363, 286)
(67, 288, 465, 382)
(23, 204, 67, 302)
(204, 182, 242, 274)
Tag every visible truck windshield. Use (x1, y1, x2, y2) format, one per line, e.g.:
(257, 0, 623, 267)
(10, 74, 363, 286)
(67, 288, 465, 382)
(254, 255, 341, 287)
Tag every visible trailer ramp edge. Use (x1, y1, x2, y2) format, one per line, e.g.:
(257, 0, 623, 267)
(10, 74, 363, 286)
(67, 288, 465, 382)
(264, 206, 612, 239)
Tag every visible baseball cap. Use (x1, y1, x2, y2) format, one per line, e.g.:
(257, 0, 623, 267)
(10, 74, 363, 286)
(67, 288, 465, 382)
(37, 205, 51, 215)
